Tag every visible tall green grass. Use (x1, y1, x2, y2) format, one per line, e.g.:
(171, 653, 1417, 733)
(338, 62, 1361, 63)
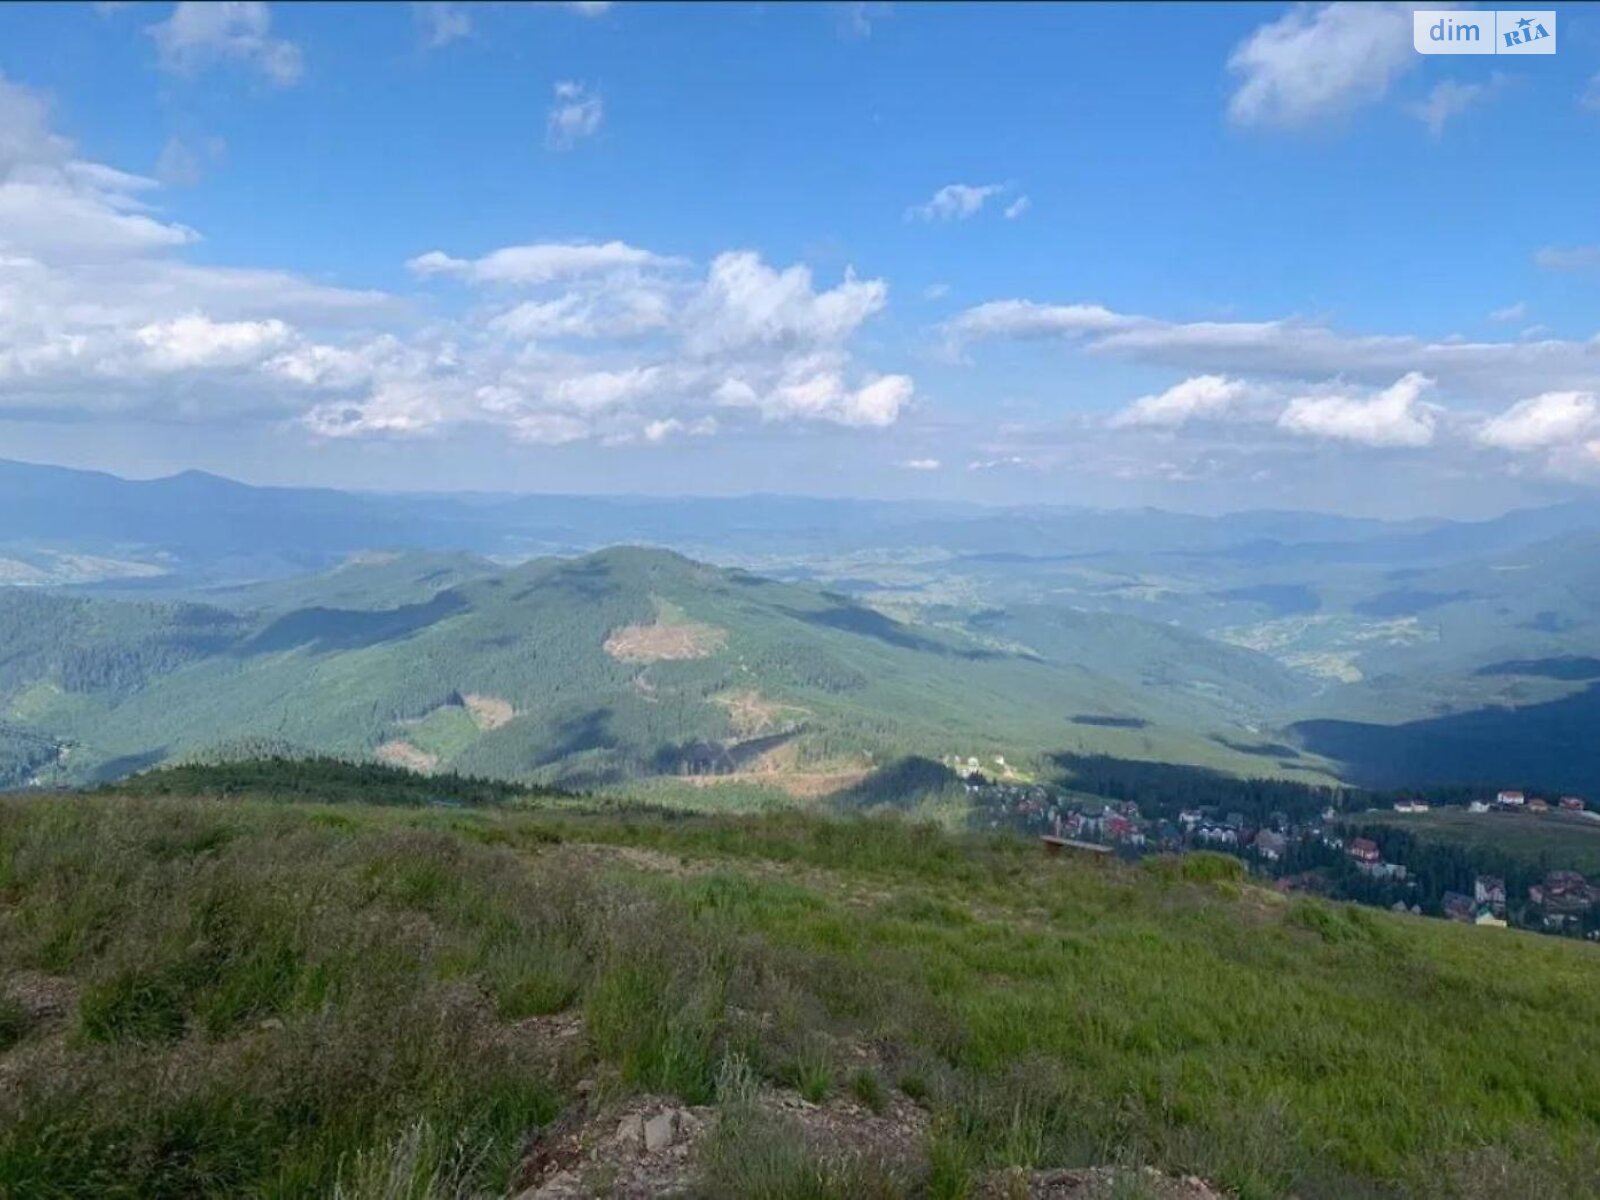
(2, 795, 1598, 1197)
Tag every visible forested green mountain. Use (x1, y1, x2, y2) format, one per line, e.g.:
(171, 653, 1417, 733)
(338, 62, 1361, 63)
(0, 547, 1321, 791)
(7, 458, 1600, 797)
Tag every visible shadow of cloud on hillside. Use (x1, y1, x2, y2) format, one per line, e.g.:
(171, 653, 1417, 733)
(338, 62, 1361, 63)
(1071, 715, 1149, 730)
(511, 558, 621, 604)
(1291, 683, 1600, 795)
(241, 591, 467, 655)
(88, 748, 168, 784)
(1475, 657, 1600, 681)
(1521, 610, 1580, 634)
(1352, 589, 1473, 618)
(1211, 735, 1301, 759)
(785, 602, 999, 660)
(649, 728, 801, 776)
(832, 755, 960, 811)
(1212, 583, 1322, 617)
(529, 707, 618, 769)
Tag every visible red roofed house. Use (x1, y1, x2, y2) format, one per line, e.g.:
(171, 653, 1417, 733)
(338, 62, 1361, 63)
(1348, 837, 1381, 865)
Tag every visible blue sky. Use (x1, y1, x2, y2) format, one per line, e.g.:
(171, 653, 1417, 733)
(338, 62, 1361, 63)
(1, 2, 1598, 516)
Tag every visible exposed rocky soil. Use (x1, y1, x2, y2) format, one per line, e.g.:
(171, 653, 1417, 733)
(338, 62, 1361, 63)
(373, 739, 440, 772)
(501, 1010, 1224, 1200)
(981, 1165, 1227, 1199)
(512, 1082, 931, 1200)
(2, 970, 76, 1022)
(603, 620, 727, 663)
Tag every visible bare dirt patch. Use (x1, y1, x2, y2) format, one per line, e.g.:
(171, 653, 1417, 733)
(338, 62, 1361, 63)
(715, 689, 807, 737)
(462, 692, 515, 731)
(513, 1082, 929, 1199)
(678, 740, 869, 799)
(604, 621, 726, 664)
(679, 770, 871, 800)
(981, 1166, 1225, 1199)
(3, 971, 76, 1022)
(374, 740, 440, 773)
(513, 1093, 709, 1199)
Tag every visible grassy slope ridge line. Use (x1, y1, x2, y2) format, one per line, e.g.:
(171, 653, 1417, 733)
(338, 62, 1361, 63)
(101, 754, 572, 808)
(2, 794, 1598, 1198)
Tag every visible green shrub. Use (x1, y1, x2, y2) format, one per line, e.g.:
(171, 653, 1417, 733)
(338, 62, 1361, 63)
(926, 1117, 977, 1200)
(482, 934, 586, 1019)
(79, 968, 187, 1043)
(897, 1071, 931, 1104)
(700, 1060, 907, 1200)
(1286, 898, 1390, 947)
(849, 1067, 888, 1114)
(1144, 850, 1246, 884)
(792, 1050, 833, 1104)
(0, 994, 29, 1051)
(584, 922, 728, 1104)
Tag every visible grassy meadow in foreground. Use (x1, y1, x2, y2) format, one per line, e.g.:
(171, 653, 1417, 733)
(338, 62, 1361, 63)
(1, 793, 1598, 1198)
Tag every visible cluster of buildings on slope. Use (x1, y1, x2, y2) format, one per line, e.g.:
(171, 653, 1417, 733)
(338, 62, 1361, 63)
(1525, 870, 1600, 933)
(966, 773, 1332, 861)
(1438, 876, 1506, 927)
(1467, 790, 1588, 814)
(1389, 790, 1588, 817)
(1435, 870, 1600, 933)
(963, 768, 1599, 940)
(1340, 836, 1408, 882)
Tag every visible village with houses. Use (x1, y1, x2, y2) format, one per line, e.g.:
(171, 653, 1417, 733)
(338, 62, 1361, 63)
(947, 754, 1600, 942)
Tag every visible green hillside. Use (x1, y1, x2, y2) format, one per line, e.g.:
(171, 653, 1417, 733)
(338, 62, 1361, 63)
(1360, 806, 1600, 878)
(3, 788, 1597, 1198)
(0, 548, 1334, 792)
(957, 603, 1315, 729)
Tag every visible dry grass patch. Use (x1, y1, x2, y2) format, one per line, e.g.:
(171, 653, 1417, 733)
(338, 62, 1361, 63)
(463, 693, 516, 731)
(679, 741, 871, 800)
(604, 622, 727, 664)
(715, 690, 808, 738)
(680, 771, 871, 801)
(375, 740, 440, 773)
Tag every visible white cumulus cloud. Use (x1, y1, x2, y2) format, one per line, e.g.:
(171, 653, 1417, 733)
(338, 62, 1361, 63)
(0, 73, 914, 449)
(546, 82, 603, 150)
(1110, 375, 1250, 429)
(684, 252, 887, 356)
(414, 2, 471, 47)
(1478, 392, 1598, 450)
(148, 2, 304, 86)
(907, 183, 1005, 222)
(134, 314, 292, 371)
(1406, 78, 1499, 138)
(1228, 3, 1413, 128)
(1278, 372, 1438, 447)
(407, 240, 675, 285)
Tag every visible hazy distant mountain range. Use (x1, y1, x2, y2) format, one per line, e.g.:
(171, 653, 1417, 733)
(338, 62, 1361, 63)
(4, 457, 1600, 795)
(8, 457, 1600, 589)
